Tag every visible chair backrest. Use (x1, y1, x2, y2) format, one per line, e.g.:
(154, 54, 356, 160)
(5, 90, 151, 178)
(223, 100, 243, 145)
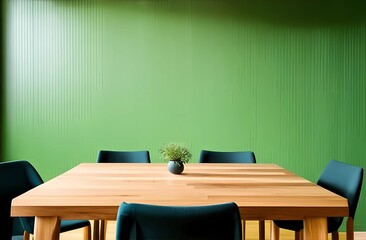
(0, 160, 43, 239)
(116, 202, 242, 240)
(97, 150, 151, 163)
(199, 150, 256, 163)
(317, 160, 363, 219)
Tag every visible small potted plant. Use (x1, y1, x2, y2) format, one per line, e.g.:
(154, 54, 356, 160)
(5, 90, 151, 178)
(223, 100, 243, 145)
(160, 143, 192, 174)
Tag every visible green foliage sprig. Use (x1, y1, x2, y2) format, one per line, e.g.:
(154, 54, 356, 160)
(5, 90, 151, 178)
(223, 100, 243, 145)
(160, 143, 192, 164)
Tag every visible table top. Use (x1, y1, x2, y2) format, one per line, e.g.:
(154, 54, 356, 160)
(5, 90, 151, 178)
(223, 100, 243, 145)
(11, 163, 348, 221)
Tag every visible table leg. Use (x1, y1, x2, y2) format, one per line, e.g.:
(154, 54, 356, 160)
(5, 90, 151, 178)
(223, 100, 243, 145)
(259, 220, 265, 240)
(34, 216, 60, 240)
(303, 217, 327, 240)
(93, 220, 100, 240)
(100, 220, 107, 240)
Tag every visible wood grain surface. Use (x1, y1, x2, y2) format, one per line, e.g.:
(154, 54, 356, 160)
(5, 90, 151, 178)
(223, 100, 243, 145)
(11, 163, 348, 240)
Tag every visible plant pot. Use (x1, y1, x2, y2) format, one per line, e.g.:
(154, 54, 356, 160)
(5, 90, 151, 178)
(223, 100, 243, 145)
(167, 160, 184, 174)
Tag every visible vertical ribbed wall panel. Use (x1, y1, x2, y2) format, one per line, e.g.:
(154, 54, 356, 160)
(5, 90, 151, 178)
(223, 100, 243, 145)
(6, 0, 103, 170)
(4, 0, 366, 229)
(8, 0, 102, 126)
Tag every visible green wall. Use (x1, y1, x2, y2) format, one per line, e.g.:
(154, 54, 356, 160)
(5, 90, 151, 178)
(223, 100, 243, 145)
(3, 0, 366, 230)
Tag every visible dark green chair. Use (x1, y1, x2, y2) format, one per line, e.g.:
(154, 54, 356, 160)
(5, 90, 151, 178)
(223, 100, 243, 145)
(96, 150, 150, 240)
(199, 150, 261, 240)
(0, 160, 91, 240)
(199, 150, 256, 163)
(97, 150, 151, 163)
(116, 202, 242, 240)
(272, 160, 364, 240)
(1, 161, 33, 240)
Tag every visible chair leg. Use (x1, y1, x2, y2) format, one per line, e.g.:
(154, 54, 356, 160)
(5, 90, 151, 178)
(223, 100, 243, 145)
(259, 220, 265, 240)
(241, 220, 246, 240)
(84, 224, 91, 240)
(295, 231, 300, 240)
(347, 217, 354, 240)
(23, 231, 30, 240)
(332, 231, 339, 240)
(100, 220, 108, 240)
(93, 220, 100, 240)
(270, 221, 279, 240)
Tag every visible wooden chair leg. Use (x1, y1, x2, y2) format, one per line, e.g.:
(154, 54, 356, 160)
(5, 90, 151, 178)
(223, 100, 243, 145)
(84, 224, 91, 240)
(270, 221, 279, 240)
(259, 220, 265, 240)
(100, 220, 108, 240)
(295, 231, 300, 240)
(347, 217, 354, 240)
(332, 231, 339, 240)
(241, 220, 246, 240)
(23, 231, 30, 240)
(93, 220, 100, 240)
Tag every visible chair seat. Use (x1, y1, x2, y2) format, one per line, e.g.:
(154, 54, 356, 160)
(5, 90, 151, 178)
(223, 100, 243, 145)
(60, 220, 90, 233)
(274, 217, 343, 233)
(12, 236, 24, 240)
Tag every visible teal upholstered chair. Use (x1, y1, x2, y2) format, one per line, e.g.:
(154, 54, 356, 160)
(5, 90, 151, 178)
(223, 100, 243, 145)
(272, 160, 364, 240)
(96, 150, 150, 240)
(199, 150, 256, 164)
(116, 202, 242, 240)
(199, 150, 262, 240)
(0, 160, 91, 240)
(97, 150, 151, 163)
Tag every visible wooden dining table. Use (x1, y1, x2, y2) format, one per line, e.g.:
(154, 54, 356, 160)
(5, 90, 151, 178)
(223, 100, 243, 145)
(11, 163, 348, 240)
